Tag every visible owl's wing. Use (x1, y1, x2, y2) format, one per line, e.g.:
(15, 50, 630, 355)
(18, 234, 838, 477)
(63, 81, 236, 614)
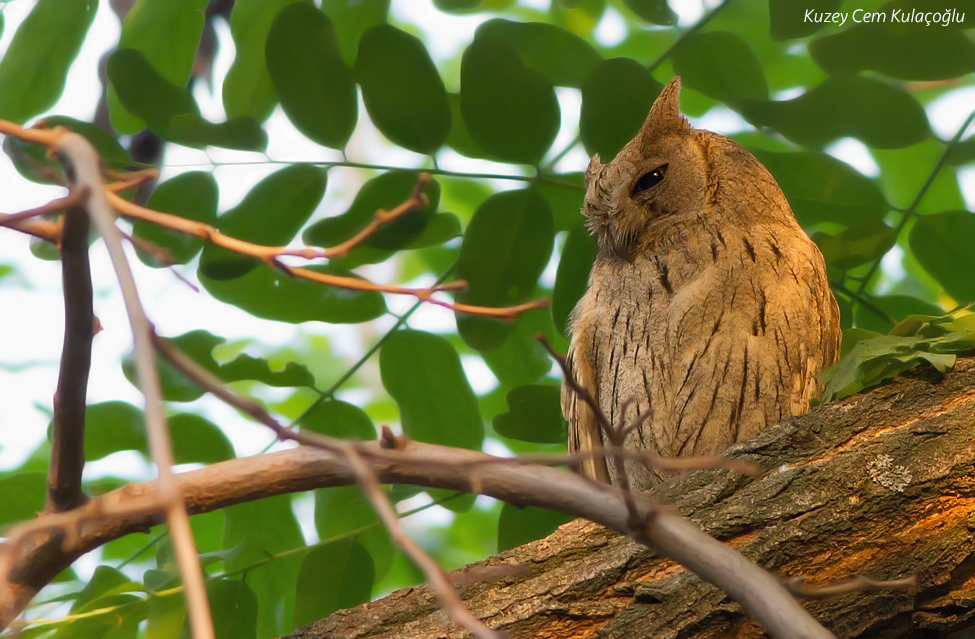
(562, 342, 610, 484)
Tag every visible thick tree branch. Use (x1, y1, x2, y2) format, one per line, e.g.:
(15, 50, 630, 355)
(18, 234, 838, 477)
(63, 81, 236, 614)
(293, 361, 975, 639)
(154, 331, 822, 637)
(8, 359, 975, 635)
(46, 196, 94, 513)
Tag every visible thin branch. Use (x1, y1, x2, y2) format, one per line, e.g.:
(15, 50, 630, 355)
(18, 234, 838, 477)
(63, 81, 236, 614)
(46, 192, 94, 513)
(856, 106, 975, 296)
(0, 437, 837, 639)
(485, 445, 760, 477)
(268, 263, 460, 453)
(345, 446, 505, 639)
(829, 280, 895, 328)
(105, 189, 544, 319)
(0, 212, 62, 243)
(0, 189, 88, 227)
(52, 133, 214, 639)
(785, 575, 917, 599)
(645, 0, 735, 73)
(166, 158, 540, 184)
(322, 173, 431, 259)
(103, 167, 160, 192)
(156, 332, 831, 639)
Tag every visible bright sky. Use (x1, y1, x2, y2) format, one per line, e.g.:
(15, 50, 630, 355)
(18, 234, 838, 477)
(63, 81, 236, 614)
(0, 0, 973, 491)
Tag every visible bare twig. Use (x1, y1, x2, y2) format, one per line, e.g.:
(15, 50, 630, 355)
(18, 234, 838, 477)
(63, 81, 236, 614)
(345, 447, 505, 639)
(52, 133, 214, 639)
(0, 438, 837, 638)
(103, 167, 159, 192)
(0, 189, 88, 228)
(0, 212, 62, 243)
(472, 446, 760, 476)
(154, 333, 831, 639)
(785, 575, 917, 599)
(46, 192, 94, 512)
(322, 173, 431, 259)
(105, 189, 543, 319)
(537, 335, 645, 521)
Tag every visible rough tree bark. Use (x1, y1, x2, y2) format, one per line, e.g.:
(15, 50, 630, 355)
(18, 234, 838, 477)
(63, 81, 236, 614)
(290, 359, 975, 639)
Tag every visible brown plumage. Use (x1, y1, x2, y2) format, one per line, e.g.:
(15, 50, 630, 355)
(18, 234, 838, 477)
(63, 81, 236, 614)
(562, 77, 841, 491)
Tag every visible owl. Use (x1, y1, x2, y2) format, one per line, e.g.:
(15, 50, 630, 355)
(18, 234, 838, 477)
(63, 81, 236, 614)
(562, 77, 841, 491)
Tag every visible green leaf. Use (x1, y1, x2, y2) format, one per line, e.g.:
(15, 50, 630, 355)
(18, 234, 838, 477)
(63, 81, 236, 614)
(809, 23, 975, 80)
(812, 220, 897, 271)
(0, 472, 46, 527)
(223, 0, 306, 122)
(456, 190, 555, 351)
(497, 504, 573, 551)
(749, 149, 890, 227)
(223, 496, 304, 638)
(145, 579, 185, 639)
(207, 579, 258, 639)
(110, 49, 269, 150)
(533, 173, 585, 232)
(355, 25, 450, 155)
(300, 400, 376, 440)
(622, 0, 678, 25)
(493, 385, 565, 444)
(2, 115, 134, 186)
(817, 308, 975, 404)
(200, 264, 387, 324)
(673, 32, 767, 105)
(322, 0, 391, 66)
(434, 0, 485, 12)
(71, 567, 133, 611)
(909, 210, 975, 303)
(409, 213, 462, 249)
(107, 48, 199, 139)
(219, 354, 316, 388)
(475, 19, 603, 88)
(42, 116, 134, 169)
(852, 294, 943, 334)
(314, 485, 392, 579)
(948, 136, 975, 166)
(460, 38, 560, 164)
(303, 171, 440, 267)
(380, 330, 484, 449)
(293, 540, 374, 626)
(445, 93, 497, 161)
(580, 58, 660, 161)
(481, 309, 556, 388)
(108, 0, 208, 134)
(768, 0, 841, 40)
(874, 140, 967, 213)
(124, 330, 223, 402)
(200, 164, 326, 280)
(741, 76, 930, 150)
(83, 402, 148, 461)
(0, 0, 97, 123)
(266, 3, 358, 149)
(134, 172, 219, 267)
(168, 114, 269, 152)
(169, 414, 235, 465)
(553, 220, 598, 336)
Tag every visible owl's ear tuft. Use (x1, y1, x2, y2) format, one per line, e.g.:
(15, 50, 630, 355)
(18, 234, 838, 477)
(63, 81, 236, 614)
(584, 153, 603, 189)
(638, 76, 690, 142)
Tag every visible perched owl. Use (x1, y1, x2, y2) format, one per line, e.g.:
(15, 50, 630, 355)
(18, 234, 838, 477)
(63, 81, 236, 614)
(562, 77, 841, 491)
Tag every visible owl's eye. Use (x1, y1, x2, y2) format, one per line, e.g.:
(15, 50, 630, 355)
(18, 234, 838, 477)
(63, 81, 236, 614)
(632, 164, 668, 195)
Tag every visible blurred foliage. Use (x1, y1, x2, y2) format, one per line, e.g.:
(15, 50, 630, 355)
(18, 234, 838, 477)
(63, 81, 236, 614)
(0, 0, 973, 637)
